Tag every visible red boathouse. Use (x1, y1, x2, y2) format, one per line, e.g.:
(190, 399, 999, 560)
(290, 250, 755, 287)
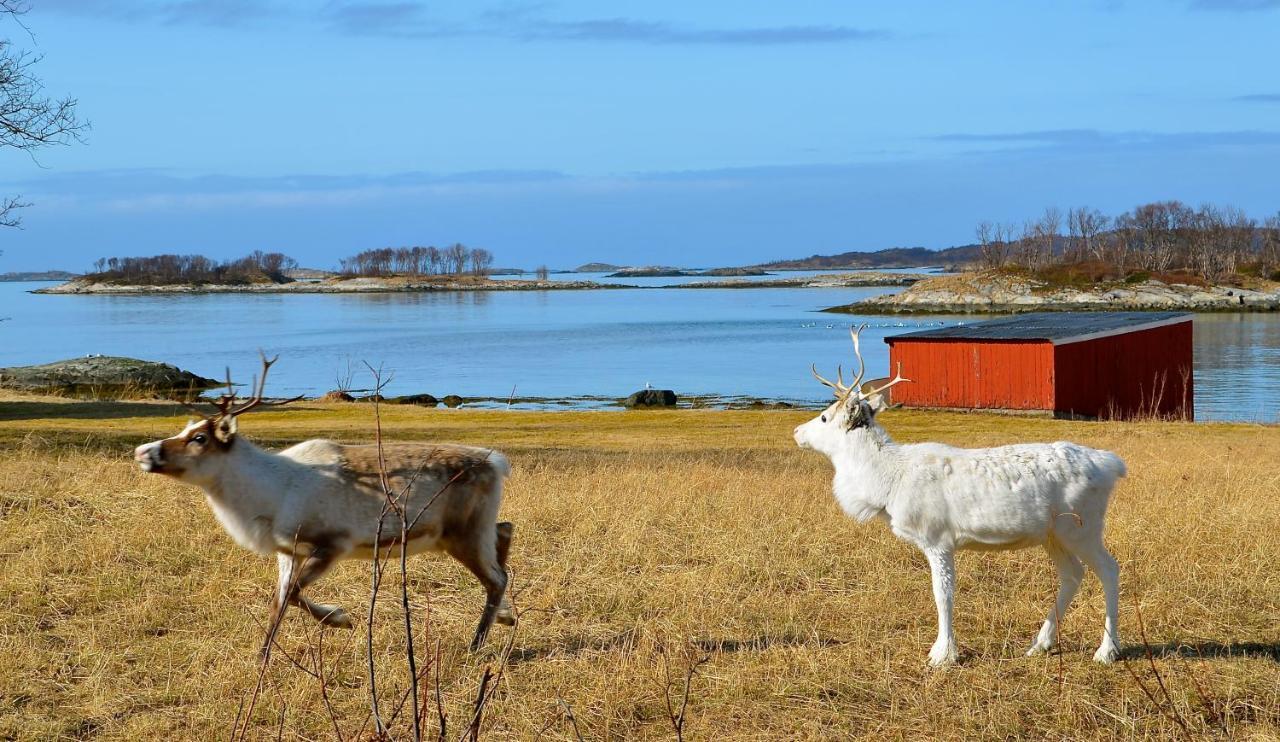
(883, 312, 1194, 420)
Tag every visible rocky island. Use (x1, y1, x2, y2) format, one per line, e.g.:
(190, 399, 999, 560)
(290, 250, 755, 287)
(0, 357, 220, 396)
(827, 270, 1280, 314)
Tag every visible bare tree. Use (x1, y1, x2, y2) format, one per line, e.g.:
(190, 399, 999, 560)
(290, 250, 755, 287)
(1261, 213, 1280, 279)
(1068, 207, 1109, 262)
(975, 221, 1008, 269)
(469, 247, 493, 276)
(1034, 207, 1062, 270)
(535, 265, 550, 281)
(445, 243, 468, 275)
(1, 2, 87, 228)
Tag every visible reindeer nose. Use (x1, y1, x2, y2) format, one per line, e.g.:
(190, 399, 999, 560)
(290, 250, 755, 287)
(134, 442, 162, 470)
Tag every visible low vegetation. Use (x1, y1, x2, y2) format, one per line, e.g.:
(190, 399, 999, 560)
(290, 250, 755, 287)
(2, 398, 1277, 738)
(86, 251, 298, 286)
(975, 201, 1280, 284)
(339, 245, 494, 278)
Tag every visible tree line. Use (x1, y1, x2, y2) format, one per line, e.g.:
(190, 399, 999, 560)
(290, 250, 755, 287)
(338, 245, 494, 277)
(88, 251, 298, 285)
(975, 202, 1280, 282)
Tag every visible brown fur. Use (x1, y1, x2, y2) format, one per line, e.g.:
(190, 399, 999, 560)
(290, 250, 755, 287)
(153, 419, 231, 476)
(332, 443, 501, 550)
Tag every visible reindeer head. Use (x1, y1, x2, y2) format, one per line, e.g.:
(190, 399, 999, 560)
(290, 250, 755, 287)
(793, 324, 909, 455)
(134, 353, 299, 482)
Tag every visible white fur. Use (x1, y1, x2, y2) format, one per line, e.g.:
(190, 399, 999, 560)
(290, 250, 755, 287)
(134, 418, 514, 650)
(795, 399, 1126, 666)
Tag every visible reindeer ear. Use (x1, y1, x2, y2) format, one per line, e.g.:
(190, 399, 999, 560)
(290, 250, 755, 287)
(214, 415, 237, 442)
(866, 392, 891, 413)
(846, 399, 876, 429)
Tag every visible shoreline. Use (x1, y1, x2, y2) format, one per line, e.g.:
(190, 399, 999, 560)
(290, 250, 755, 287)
(825, 271, 1280, 314)
(31, 271, 927, 295)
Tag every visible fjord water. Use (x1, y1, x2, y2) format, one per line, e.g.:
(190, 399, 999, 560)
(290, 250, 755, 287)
(1, 279, 1277, 422)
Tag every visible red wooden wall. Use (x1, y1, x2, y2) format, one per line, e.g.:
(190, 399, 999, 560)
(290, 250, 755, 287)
(1053, 321, 1193, 420)
(886, 320, 1194, 420)
(886, 340, 1055, 411)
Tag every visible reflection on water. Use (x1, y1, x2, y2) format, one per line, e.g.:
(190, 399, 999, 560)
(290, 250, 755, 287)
(1, 282, 1276, 422)
(1194, 315, 1280, 423)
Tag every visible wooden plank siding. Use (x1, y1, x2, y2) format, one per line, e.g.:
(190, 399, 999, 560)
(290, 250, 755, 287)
(886, 319, 1193, 420)
(886, 339, 1055, 411)
(1053, 321, 1193, 420)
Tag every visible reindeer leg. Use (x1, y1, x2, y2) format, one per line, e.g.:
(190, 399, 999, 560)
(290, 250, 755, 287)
(447, 537, 508, 652)
(264, 546, 349, 659)
(263, 553, 298, 657)
(288, 546, 349, 627)
(1028, 539, 1084, 657)
(924, 548, 959, 667)
(494, 522, 516, 626)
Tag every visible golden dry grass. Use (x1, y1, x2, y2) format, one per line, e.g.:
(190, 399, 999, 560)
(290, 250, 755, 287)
(1, 395, 1278, 739)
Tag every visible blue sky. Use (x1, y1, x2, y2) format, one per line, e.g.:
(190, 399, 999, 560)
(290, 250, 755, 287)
(2, 0, 1279, 271)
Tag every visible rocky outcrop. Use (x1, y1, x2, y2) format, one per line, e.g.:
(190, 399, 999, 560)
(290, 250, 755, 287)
(695, 267, 772, 277)
(625, 389, 677, 408)
(33, 276, 632, 294)
(0, 356, 220, 396)
(393, 393, 440, 407)
(607, 267, 693, 278)
(678, 272, 927, 289)
(318, 390, 355, 402)
(828, 271, 1280, 314)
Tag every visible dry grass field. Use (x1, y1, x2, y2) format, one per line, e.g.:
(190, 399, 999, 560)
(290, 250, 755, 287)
(1, 394, 1278, 740)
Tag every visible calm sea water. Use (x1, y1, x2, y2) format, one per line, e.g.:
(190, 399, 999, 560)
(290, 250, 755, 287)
(1, 277, 1277, 422)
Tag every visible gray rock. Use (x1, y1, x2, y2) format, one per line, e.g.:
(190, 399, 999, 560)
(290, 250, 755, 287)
(393, 393, 440, 407)
(625, 389, 677, 408)
(0, 356, 219, 396)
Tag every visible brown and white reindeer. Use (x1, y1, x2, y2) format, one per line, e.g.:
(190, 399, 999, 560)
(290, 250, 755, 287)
(134, 355, 515, 653)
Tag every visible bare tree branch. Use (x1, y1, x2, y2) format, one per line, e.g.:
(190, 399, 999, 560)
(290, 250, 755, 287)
(1, 2, 87, 228)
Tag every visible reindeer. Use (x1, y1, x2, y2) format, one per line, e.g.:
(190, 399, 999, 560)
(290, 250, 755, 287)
(134, 355, 515, 653)
(793, 326, 1126, 666)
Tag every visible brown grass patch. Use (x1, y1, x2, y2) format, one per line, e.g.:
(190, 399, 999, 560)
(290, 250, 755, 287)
(1, 398, 1278, 738)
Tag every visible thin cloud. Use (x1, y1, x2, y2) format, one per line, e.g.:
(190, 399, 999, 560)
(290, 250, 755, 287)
(323, 1, 888, 45)
(932, 129, 1280, 151)
(37, 0, 283, 27)
(1233, 93, 1280, 103)
(933, 130, 1110, 145)
(1188, 0, 1280, 10)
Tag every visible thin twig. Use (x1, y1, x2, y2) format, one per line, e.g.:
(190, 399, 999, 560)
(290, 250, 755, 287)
(468, 668, 493, 742)
(1136, 603, 1190, 735)
(558, 698, 585, 742)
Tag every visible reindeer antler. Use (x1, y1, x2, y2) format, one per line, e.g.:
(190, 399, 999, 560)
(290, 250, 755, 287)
(862, 362, 911, 400)
(848, 323, 868, 392)
(174, 352, 302, 420)
(810, 324, 910, 403)
(811, 363, 852, 398)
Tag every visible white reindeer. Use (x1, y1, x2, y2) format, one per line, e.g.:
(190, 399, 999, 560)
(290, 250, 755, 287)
(134, 356, 515, 653)
(793, 326, 1126, 666)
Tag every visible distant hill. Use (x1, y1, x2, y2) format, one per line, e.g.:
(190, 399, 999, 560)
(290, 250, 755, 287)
(574, 262, 623, 272)
(757, 245, 983, 270)
(0, 270, 79, 282)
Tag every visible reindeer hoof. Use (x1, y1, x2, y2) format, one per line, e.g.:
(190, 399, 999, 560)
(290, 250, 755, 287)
(1026, 640, 1055, 657)
(1093, 644, 1119, 664)
(927, 641, 959, 667)
(317, 607, 352, 629)
(496, 612, 516, 626)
